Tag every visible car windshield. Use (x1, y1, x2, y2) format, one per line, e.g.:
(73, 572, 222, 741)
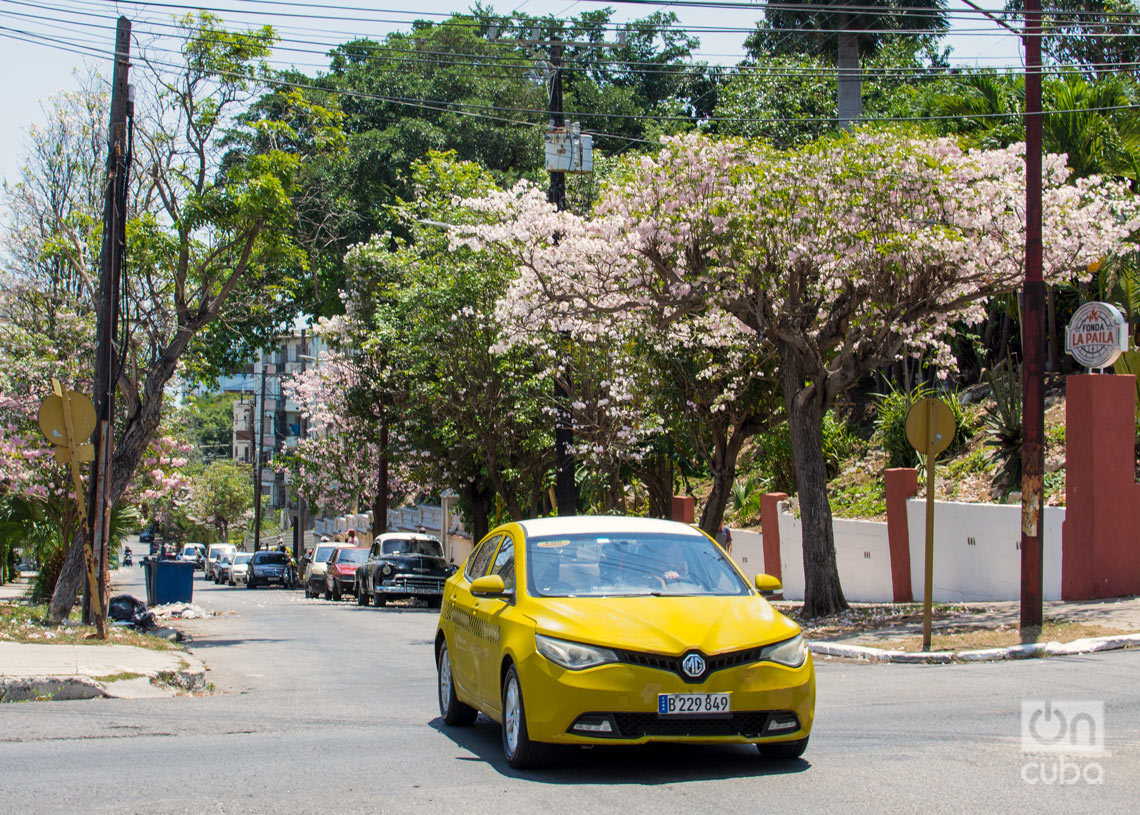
(313, 546, 336, 562)
(380, 538, 443, 557)
(338, 548, 369, 564)
(256, 552, 288, 565)
(233, 554, 251, 564)
(525, 532, 750, 598)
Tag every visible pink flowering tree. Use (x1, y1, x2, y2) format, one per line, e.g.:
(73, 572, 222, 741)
(279, 343, 414, 526)
(457, 129, 1140, 617)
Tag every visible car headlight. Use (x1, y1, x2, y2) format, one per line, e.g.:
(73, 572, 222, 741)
(759, 634, 808, 668)
(535, 634, 619, 670)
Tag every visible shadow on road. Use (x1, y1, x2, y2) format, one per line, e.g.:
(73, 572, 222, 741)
(186, 637, 289, 648)
(428, 716, 811, 783)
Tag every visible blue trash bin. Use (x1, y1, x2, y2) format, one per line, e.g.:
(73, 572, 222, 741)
(143, 558, 194, 606)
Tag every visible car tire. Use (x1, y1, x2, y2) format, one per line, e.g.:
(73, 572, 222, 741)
(437, 640, 477, 726)
(373, 590, 386, 607)
(325, 585, 333, 601)
(332, 585, 342, 602)
(757, 736, 809, 760)
(247, 578, 256, 589)
(501, 664, 548, 769)
(356, 587, 368, 606)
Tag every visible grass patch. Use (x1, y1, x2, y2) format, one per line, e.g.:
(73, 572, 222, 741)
(0, 600, 180, 651)
(857, 620, 1128, 652)
(92, 672, 145, 683)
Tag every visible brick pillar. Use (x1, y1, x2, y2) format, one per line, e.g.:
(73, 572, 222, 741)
(885, 468, 919, 603)
(760, 493, 787, 585)
(671, 495, 695, 524)
(1062, 374, 1140, 600)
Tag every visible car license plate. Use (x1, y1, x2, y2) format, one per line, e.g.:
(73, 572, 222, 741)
(658, 692, 731, 717)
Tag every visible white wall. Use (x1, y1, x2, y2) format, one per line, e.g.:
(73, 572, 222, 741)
(904, 499, 1064, 602)
(733, 498, 1065, 603)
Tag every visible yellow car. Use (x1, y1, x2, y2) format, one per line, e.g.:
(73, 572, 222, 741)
(435, 516, 815, 769)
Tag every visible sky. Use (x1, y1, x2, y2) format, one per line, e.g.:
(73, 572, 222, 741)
(0, 0, 1023, 187)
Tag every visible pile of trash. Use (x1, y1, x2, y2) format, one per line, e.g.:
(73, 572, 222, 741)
(107, 594, 188, 642)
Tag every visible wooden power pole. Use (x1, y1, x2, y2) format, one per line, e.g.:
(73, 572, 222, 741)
(89, 15, 132, 624)
(1021, 0, 1046, 631)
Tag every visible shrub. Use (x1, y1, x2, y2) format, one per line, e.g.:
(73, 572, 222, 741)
(873, 382, 973, 468)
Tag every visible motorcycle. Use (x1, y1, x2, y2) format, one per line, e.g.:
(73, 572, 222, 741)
(123, 549, 133, 567)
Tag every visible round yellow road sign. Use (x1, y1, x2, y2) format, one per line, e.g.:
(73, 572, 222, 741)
(37, 391, 97, 446)
(905, 397, 956, 457)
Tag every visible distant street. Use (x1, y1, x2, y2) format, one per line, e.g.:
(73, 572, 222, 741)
(1, 561, 1137, 814)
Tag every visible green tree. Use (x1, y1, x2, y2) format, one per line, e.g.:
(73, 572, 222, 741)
(189, 460, 253, 541)
(38, 13, 342, 622)
(183, 393, 238, 463)
(1004, 0, 1140, 79)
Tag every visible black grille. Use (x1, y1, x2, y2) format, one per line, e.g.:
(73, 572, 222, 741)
(617, 646, 767, 683)
(392, 576, 445, 592)
(606, 711, 773, 738)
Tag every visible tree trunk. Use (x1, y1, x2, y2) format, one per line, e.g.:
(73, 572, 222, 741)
(462, 482, 494, 543)
(837, 13, 862, 129)
(698, 424, 748, 536)
(640, 452, 674, 519)
(780, 353, 848, 618)
(372, 416, 389, 537)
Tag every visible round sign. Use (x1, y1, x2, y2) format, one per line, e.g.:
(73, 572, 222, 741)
(1066, 301, 1129, 369)
(905, 397, 956, 458)
(37, 390, 96, 446)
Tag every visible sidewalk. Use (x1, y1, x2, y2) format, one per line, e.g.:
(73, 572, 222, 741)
(0, 573, 206, 701)
(784, 596, 1140, 664)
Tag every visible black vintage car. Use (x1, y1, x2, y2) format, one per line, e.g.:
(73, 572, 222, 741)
(355, 534, 455, 608)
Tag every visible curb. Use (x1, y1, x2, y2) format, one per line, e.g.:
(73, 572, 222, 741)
(0, 653, 208, 703)
(809, 632, 1140, 664)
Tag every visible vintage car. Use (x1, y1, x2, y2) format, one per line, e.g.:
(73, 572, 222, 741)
(324, 547, 369, 601)
(435, 516, 814, 769)
(179, 543, 206, 570)
(356, 533, 455, 608)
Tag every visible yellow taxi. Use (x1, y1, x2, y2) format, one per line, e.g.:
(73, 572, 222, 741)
(435, 516, 814, 768)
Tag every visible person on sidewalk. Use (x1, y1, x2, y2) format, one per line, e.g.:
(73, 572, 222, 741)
(715, 524, 733, 554)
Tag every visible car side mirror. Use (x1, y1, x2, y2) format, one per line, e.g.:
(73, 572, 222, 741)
(470, 574, 507, 597)
(755, 574, 783, 597)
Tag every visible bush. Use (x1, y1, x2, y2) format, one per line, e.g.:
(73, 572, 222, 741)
(748, 411, 858, 496)
(873, 382, 974, 469)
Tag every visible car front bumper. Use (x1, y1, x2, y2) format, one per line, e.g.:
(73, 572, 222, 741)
(511, 650, 815, 746)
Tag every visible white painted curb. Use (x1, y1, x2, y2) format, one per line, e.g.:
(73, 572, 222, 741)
(809, 632, 1140, 664)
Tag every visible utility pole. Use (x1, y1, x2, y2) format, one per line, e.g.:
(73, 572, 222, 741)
(296, 332, 308, 566)
(88, 15, 132, 625)
(1020, 0, 1045, 631)
(547, 35, 575, 516)
(836, 8, 862, 128)
(253, 361, 270, 552)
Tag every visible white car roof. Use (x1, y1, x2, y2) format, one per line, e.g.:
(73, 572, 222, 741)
(375, 532, 437, 542)
(516, 516, 704, 538)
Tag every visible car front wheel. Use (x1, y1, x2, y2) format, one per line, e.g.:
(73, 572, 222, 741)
(437, 640, 477, 726)
(757, 736, 809, 760)
(501, 664, 548, 769)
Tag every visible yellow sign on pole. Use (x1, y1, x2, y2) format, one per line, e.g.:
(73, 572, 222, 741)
(905, 397, 956, 652)
(38, 380, 106, 639)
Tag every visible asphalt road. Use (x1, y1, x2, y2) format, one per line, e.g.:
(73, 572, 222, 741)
(2, 559, 1137, 814)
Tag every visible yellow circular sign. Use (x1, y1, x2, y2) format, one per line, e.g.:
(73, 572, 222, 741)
(37, 391, 97, 446)
(905, 397, 956, 458)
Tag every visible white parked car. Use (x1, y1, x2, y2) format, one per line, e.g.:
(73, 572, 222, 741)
(204, 543, 236, 581)
(179, 543, 206, 570)
(228, 553, 252, 586)
(303, 543, 341, 599)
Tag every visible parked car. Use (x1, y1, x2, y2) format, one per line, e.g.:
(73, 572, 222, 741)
(204, 543, 236, 581)
(435, 516, 814, 770)
(228, 553, 253, 586)
(214, 551, 236, 584)
(246, 550, 294, 589)
(179, 543, 206, 570)
(324, 547, 369, 601)
(303, 543, 341, 599)
(356, 533, 455, 608)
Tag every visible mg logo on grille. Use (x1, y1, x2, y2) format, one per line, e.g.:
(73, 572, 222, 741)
(681, 652, 706, 679)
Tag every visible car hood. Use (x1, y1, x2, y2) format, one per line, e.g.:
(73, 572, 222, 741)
(310, 563, 328, 576)
(528, 595, 800, 656)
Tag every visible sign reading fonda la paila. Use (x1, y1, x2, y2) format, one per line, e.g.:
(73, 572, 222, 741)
(1065, 301, 1129, 368)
